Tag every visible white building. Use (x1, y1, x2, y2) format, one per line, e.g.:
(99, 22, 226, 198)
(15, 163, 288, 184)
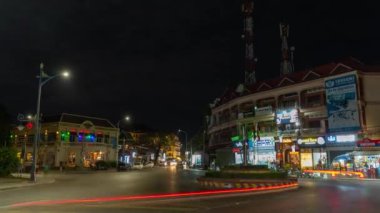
(13, 113, 118, 168)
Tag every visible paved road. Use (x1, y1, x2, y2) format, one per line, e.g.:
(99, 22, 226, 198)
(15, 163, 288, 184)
(1, 168, 380, 213)
(0, 167, 205, 207)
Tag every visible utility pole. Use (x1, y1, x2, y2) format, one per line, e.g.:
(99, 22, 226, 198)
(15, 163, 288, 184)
(242, 124, 248, 166)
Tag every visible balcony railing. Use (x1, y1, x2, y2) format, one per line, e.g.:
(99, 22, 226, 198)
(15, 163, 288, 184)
(301, 102, 325, 109)
(301, 127, 325, 135)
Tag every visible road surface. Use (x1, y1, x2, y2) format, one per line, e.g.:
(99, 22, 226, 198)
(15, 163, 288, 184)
(1, 168, 379, 213)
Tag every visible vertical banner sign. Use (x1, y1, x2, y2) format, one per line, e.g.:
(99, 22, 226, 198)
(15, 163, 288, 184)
(325, 74, 360, 132)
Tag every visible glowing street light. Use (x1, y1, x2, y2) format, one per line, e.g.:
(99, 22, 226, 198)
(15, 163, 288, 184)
(62, 71, 70, 77)
(178, 129, 190, 165)
(116, 115, 132, 167)
(30, 63, 70, 182)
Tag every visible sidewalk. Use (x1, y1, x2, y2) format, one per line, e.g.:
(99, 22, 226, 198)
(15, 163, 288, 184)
(0, 173, 55, 191)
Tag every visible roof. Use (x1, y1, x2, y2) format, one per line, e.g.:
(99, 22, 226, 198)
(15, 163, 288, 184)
(42, 113, 116, 128)
(213, 57, 380, 107)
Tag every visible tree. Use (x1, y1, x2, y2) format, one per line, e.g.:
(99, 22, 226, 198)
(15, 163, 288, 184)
(189, 114, 208, 153)
(0, 104, 12, 147)
(190, 130, 206, 152)
(152, 132, 171, 164)
(0, 147, 19, 176)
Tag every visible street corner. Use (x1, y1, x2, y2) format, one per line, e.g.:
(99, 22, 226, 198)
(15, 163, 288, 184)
(0, 174, 56, 191)
(0, 178, 32, 191)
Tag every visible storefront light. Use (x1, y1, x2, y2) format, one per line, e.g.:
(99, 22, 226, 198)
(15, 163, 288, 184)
(336, 134, 356, 142)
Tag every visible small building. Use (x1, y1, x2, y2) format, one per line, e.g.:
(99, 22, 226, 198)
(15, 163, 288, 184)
(13, 113, 118, 168)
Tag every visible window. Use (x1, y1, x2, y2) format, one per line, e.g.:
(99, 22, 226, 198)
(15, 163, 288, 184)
(48, 133, 56, 141)
(27, 135, 34, 143)
(96, 134, 103, 143)
(85, 133, 95, 142)
(306, 94, 322, 107)
(40, 134, 45, 142)
(26, 152, 33, 161)
(104, 135, 110, 143)
(69, 132, 76, 142)
(308, 120, 321, 128)
(281, 99, 297, 108)
(78, 133, 84, 142)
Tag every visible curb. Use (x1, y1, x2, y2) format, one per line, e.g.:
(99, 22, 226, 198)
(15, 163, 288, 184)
(0, 177, 55, 191)
(197, 177, 297, 189)
(299, 177, 380, 182)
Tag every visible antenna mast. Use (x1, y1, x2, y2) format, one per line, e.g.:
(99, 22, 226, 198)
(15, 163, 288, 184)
(280, 23, 294, 75)
(242, 0, 257, 85)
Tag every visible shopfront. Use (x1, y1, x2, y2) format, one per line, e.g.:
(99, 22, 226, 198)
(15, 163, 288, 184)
(250, 137, 276, 168)
(354, 138, 380, 177)
(276, 136, 300, 168)
(325, 133, 356, 167)
(298, 136, 327, 169)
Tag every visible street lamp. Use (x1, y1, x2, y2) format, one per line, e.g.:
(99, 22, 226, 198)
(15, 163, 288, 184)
(116, 116, 131, 167)
(31, 63, 70, 182)
(178, 129, 190, 165)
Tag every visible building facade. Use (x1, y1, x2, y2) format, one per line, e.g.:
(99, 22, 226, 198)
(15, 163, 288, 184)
(12, 113, 118, 168)
(208, 58, 380, 172)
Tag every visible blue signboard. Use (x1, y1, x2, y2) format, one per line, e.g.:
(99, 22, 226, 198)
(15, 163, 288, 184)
(325, 74, 360, 132)
(276, 109, 298, 125)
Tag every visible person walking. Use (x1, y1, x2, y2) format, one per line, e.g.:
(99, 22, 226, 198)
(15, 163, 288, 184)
(369, 166, 376, 179)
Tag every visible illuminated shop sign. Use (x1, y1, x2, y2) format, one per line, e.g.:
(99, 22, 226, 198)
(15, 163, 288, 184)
(233, 141, 243, 148)
(337, 134, 356, 142)
(255, 137, 275, 147)
(297, 137, 325, 145)
(326, 134, 356, 143)
(276, 109, 298, 125)
(231, 135, 241, 142)
(281, 137, 293, 143)
(326, 135, 336, 142)
(357, 138, 380, 147)
(255, 106, 273, 116)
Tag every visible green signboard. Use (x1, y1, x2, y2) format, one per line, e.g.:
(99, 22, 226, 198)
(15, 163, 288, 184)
(231, 135, 241, 142)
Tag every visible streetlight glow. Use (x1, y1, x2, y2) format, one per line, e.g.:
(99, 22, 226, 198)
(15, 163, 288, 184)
(62, 71, 70, 77)
(30, 63, 71, 182)
(178, 129, 190, 166)
(116, 115, 132, 167)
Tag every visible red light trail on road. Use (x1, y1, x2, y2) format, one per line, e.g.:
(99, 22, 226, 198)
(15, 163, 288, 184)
(10, 183, 298, 207)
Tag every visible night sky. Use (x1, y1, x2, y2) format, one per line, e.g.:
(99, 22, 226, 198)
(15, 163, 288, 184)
(1, 0, 379, 135)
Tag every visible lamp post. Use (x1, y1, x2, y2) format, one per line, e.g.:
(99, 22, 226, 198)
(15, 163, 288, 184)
(178, 129, 189, 165)
(116, 116, 131, 167)
(31, 63, 69, 182)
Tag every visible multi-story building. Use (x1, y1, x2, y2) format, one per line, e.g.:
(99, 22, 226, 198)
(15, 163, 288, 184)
(208, 58, 380, 171)
(12, 113, 118, 168)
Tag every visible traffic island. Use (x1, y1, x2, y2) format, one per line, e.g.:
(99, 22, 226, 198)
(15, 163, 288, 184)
(197, 165, 297, 189)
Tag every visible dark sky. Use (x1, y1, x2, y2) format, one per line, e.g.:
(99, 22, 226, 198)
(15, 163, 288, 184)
(1, 0, 379, 135)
